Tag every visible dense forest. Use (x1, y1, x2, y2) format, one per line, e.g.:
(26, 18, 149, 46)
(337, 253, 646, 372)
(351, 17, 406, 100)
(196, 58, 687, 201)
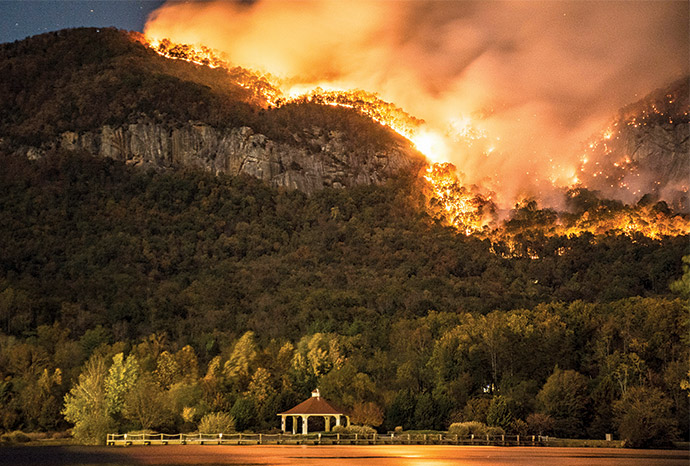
(0, 151, 687, 447)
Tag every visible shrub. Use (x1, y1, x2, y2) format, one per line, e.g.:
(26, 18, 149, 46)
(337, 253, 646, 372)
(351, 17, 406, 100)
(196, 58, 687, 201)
(6, 431, 31, 443)
(332, 424, 376, 435)
(71, 412, 116, 446)
(526, 413, 555, 436)
(448, 421, 487, 437)
(197, 412, 236, 434)
(614, 386, 677, 448)
(486, 426, 505, 436)
(510, 419, 529, 436)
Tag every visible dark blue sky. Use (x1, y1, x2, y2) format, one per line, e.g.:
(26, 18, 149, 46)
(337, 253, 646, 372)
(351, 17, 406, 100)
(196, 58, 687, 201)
(0, 0, 167, 44)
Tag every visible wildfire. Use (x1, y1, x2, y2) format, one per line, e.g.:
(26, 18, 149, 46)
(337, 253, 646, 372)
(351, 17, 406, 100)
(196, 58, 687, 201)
(280, 87, 423, 141)
(141, 36, 690, 243)
(557, 206, 690, 240)
(424, 163, 494, 235)
(147, 38, 225, 69)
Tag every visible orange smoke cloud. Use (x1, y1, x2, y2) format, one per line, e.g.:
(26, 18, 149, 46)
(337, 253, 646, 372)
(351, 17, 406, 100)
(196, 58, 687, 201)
(145, 0, 689, 208)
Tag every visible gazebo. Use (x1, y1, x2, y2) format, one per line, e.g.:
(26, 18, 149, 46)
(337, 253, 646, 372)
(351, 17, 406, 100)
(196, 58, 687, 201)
(278, 389, 349, 434)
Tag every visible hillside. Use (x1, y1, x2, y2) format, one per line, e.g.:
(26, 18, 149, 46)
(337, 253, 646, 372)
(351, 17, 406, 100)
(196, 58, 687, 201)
(0, 151, 687, 442)
(0, 28, 423, 193)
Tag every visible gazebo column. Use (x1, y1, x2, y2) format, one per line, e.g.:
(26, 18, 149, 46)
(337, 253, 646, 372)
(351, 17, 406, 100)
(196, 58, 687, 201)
(325, 416, 331, 432)
(335, 415, 341, 427)
(302, 415, 309, 434)
(346, 415, 351, 427)
(281, 415, 286, 432)
(292, 416, 297, 435)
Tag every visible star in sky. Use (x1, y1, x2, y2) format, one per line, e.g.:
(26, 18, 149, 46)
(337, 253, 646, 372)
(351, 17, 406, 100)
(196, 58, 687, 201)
(0, 0, 166, 44)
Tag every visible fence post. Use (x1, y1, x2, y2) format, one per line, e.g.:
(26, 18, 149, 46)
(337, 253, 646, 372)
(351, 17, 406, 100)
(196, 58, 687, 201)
(373, 433, 377, 444)
(424, 434, 427, 444)
(486, 433, 489, 444)
(501, 434, 505, 445)
(517, 434, 520, 445)
(355, 433, 358, 444)
(259, 433, 262, 444)
(470, 433, 474, 444)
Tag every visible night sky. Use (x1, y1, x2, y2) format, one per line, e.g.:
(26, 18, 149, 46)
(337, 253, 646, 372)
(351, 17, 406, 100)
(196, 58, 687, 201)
(0, 0, 166, 44)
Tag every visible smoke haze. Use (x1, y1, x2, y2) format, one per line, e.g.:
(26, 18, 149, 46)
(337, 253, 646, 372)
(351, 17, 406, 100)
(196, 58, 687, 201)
(145, 0, 689, 207)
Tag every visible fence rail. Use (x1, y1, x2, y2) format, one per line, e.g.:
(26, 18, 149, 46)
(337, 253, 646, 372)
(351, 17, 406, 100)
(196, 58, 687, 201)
(106, 432, 551, 447)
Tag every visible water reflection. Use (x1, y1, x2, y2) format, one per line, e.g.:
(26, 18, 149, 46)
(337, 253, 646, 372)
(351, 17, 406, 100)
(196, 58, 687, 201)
(0, 445, 686, 466)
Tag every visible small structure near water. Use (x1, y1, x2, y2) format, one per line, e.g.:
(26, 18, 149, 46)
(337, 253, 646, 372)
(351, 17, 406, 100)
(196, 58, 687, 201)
(277, 389, 349, 434)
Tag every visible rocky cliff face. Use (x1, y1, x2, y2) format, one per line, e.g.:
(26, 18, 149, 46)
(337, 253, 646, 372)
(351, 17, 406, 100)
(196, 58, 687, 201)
(22, 119, 424, 194)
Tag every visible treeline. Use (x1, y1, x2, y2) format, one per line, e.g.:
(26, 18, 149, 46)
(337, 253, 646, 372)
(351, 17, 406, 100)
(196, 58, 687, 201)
(0, 152, 687, 447)
(1, 298, 687, 448)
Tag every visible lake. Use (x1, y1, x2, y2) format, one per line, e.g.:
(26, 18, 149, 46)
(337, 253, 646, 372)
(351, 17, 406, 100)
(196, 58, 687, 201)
(1, 444, 687, 465)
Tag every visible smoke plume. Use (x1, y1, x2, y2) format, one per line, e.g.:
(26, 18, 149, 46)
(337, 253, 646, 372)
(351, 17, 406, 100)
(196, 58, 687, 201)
(145, 0, 689, 207)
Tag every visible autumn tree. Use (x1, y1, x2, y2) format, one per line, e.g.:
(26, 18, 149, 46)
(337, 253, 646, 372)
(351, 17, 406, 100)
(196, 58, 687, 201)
(62, 355, 115, 444)
(224, 332, 258, 391)
(122, 375, 170, 431)
(536, 367, 590, 438)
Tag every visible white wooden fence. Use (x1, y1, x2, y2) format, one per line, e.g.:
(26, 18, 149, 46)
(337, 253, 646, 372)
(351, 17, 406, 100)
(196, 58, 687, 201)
(106, 431, 550, 446)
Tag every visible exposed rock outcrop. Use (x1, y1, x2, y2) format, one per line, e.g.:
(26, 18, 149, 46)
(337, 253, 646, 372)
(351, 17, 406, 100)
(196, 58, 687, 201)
(41, 119, 425, 194)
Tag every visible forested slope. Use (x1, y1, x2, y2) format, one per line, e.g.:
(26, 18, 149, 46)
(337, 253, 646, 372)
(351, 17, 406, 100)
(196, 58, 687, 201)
(0, 152, 687, 446)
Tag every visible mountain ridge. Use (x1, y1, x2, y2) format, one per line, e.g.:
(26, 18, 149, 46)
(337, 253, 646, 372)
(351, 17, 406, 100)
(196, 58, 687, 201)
(0, 28, 425, 194)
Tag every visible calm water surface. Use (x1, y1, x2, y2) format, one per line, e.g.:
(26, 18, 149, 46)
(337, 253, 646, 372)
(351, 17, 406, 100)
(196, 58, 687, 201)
(1, 445, 687, 465)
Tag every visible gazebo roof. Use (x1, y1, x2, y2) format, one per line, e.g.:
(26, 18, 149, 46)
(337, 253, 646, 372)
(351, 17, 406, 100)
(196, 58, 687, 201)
(278, 389, 344, 415)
